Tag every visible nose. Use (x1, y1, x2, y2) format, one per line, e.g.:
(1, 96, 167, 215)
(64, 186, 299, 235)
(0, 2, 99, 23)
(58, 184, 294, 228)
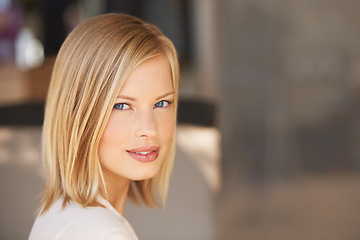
(135, 111, 157, 138)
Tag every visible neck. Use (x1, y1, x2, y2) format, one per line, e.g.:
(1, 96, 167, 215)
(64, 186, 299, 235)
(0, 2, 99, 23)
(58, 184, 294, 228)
(101, 173, 130, 216)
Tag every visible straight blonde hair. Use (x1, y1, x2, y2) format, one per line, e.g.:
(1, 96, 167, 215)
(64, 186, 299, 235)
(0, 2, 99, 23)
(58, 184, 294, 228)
(40, 13, 179, 214)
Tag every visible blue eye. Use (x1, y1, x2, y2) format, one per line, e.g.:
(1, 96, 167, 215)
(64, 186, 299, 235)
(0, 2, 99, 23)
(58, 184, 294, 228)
(114, 103, 130, 110)
(154, 100, 171, 108)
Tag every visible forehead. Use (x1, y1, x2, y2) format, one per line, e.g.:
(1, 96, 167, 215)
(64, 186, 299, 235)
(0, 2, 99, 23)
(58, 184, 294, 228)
(118, 55, 173, 97)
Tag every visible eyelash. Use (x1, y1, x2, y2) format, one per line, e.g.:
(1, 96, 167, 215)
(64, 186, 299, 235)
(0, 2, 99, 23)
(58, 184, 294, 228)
(113, 100, 173, 110)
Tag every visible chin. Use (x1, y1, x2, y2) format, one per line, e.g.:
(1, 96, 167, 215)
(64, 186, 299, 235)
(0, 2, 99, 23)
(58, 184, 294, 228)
(129, 166, 161, 181)
(130, 174, 157, 181)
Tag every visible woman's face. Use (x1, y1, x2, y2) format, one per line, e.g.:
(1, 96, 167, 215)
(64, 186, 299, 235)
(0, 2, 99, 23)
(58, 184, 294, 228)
(98, 54, 175, 182)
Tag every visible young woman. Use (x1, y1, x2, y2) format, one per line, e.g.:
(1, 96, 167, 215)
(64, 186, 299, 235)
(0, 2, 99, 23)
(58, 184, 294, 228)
(29, 13, 179, 240)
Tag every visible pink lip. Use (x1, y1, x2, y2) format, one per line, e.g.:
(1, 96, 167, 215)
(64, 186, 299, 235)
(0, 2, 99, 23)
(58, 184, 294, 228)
(126, 146, 160, 163)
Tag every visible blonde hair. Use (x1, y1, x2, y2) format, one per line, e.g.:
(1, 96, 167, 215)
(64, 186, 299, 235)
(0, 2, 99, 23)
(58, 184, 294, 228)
(40, 13, 179, 214)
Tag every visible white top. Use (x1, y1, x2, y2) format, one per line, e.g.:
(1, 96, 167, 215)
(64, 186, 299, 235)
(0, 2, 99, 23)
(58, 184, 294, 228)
(29, 197, 138, 240)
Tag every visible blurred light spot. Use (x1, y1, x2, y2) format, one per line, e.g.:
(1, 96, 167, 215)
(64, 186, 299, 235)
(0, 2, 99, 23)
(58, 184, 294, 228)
(15, 27, 44, 70)
(24, 39, 44, 68)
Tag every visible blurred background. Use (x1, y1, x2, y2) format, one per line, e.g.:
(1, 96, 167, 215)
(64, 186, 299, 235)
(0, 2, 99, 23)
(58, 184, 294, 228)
(1, 0, 360, 239)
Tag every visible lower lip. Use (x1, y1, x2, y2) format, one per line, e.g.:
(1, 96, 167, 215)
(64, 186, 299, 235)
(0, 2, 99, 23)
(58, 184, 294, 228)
(127, 150, 159, 163)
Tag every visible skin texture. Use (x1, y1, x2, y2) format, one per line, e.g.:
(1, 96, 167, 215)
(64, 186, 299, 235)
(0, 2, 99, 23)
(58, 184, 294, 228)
(98, 54, 175, 215)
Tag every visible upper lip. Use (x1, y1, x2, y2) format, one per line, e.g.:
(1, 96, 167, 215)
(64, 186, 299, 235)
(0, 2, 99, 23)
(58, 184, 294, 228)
(127, 145, 160, 153)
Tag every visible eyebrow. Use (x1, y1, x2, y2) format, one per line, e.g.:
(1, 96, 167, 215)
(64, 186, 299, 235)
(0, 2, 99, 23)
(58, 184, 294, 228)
(117, 91, 174, 101)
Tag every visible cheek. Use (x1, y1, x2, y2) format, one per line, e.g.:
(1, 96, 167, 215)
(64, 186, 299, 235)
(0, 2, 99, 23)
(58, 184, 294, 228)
(102, 113, 133, 140)
(98, 115, 129, 159)
(158, 113, 175, 142)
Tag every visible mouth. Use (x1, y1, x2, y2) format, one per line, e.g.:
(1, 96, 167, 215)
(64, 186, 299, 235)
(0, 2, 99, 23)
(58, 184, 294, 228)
(126, 146, 160, 162)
